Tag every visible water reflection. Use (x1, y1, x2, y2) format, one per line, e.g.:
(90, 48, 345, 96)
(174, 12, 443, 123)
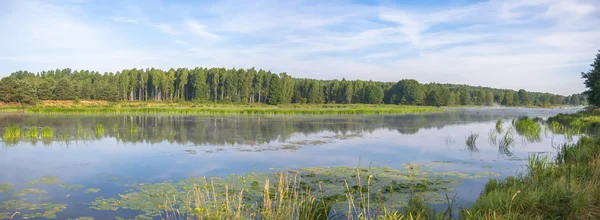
(0, 108, 580, 147)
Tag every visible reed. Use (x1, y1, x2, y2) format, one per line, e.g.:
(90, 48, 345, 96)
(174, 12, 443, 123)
(23, 104, 443, 115)
(465, 132, 479, 152)
(41, 127, 54, 139)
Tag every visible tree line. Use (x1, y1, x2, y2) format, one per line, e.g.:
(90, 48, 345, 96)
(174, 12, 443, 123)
(0, 67, 586, 106)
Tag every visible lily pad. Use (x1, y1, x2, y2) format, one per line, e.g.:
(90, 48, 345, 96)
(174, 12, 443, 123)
(0, 183, 14, 193)
(1, 200, 66, 219)
(30, 176, 60, 185)
(60, 184, 85, 191)
(85, 188, 101, 193)
(13, 188, 47, 197)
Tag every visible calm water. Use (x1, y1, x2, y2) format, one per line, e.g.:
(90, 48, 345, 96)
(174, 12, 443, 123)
(0, 108, 581, 219)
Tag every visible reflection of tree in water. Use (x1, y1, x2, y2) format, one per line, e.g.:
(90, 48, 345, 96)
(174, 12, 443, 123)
(0, 109, 563, 146)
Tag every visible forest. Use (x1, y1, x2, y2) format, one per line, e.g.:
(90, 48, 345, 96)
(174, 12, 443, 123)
(0, 67, 586, 107)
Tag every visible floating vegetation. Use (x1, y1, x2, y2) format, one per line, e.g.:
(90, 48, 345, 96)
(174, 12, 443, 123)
(59, 184, 84, 191)
(12, 188, 48, 197)
(465, 132, 479, 152)
(69, 217, 94, 220)
(514, 117, 543, 143)
(0, 183, 14, 193)
(84, 188, 101, 194)
(88, 165, 497, 219)
(0, 200, 66, 219)
(288, 140, 331, 146)
(29, 176, 60, 185)
(495, 119, 503, 133)
(42, 127, 54, 139)
(498, 128, 516, 157)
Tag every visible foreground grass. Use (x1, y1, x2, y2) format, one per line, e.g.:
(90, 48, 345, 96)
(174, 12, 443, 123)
(0, 100, 443, 115)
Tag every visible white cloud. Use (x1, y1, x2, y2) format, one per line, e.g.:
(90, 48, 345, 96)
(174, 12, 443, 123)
(184, 20, 220, 40)
(0, 0, 598, 95)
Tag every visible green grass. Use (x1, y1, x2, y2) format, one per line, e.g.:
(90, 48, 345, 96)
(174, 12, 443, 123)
(2, 125, 21, 141)
(23, 104, 443, 115)
(463, 135, 600, 219)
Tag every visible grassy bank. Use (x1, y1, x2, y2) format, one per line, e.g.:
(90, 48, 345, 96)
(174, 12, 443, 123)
(0, 100, 443, 115)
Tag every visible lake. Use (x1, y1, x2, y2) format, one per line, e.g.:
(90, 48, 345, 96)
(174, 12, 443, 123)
(0, 107, 581, 219)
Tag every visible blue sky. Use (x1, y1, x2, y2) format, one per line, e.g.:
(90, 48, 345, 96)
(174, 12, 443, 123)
(0, 0, 598, 95)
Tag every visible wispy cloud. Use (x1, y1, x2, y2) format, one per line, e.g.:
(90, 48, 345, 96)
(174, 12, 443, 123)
(184, 20, 220, 40)
(0, 0, 598, 95)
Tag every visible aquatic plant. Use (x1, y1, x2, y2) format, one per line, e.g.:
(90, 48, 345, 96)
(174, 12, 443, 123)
(59, 184, 84, 191)
(95, 124, 104, 138)
(12, 188, 47, 197)
(488, 129, 498, 147)
(84, 188, 101, 194)
(498, 128, 515, 157)
(24, 127, 39, 139)
(495, 119, 503, 133)
(2, 125, 21, 140)
(89, 165, 494, 219)
(0, 200, 66, 219)
(514, 117, 543, 143)
(42, 127, 54, 139)
(0, 183, 14, 193)
(465, 132, 479, 152)
(29, 176, 60, 185)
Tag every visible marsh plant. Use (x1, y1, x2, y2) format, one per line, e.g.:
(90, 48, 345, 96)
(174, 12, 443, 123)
(2, 125, 21, 140)
(95, 124, 105, 138)
(24, 127, 39, 139)
(488, 129, 498, 147)
(465, 132, 479, 153)
(41, 127, 54, 139)
(495, 119, 503, 133)
(514, 117, 543, 144)
(498, 128, 516, 157)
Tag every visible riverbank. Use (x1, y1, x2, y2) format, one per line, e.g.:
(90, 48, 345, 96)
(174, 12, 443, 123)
(0, 100, 443, 115)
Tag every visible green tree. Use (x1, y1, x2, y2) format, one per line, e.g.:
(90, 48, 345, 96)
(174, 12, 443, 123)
(518, 89, 530, 106)
(55, 78, 76, 100)
(0, 77, 38, 104)
(582, 50, 600, 106)
(388, 79, 424, 105)
(363, 83, 383, 104)
(267, 74, 283, 105)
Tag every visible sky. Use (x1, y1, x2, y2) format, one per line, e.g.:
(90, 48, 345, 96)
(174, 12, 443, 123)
(0, 0, 598, 95)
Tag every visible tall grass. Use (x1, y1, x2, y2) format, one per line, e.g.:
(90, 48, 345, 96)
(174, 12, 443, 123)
(155, 170, 453, 220)
(24, 127, 39, 139)
(95, 124, 104, 138)
(24, 105, 443, 115)
(464, 136, 600, 219)
(498, 128, 515, 157)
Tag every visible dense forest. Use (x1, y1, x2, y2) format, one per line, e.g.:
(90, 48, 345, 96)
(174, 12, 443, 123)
(0, 67, 586, 106)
